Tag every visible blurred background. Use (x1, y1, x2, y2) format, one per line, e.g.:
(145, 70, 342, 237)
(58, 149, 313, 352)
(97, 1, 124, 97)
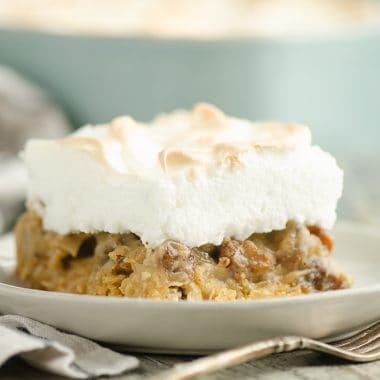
(0, 0, 379, 233)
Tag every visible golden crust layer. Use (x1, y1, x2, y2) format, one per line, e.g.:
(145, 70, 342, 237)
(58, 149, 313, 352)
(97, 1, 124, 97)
(15, 211, 351, 300)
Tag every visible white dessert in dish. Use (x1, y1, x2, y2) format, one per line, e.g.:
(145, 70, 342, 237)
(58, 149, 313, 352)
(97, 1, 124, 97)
(0, 0, 379, 38)
(15, 104, 350, 300)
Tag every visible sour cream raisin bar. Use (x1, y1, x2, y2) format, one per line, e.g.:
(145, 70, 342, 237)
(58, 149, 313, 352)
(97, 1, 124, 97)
(15, 104, 351, 300)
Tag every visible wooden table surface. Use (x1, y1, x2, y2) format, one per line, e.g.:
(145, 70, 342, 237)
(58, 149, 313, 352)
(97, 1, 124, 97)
(1, 156, 379, 380)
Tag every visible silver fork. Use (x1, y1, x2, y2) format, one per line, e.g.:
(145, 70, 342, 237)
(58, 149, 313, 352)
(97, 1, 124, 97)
(156, 321, 380, 380)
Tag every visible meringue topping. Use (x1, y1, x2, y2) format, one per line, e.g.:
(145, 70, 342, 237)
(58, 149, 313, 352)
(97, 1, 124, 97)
(58, 103, 311, 176)
(23, 104, 343, 247)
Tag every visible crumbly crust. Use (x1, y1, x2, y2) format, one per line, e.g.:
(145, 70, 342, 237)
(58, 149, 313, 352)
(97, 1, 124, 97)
(15, 211, 351, 300)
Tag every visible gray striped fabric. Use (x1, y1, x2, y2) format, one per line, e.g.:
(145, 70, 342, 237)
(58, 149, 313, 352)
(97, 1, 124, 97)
(0, 314, 139, 378)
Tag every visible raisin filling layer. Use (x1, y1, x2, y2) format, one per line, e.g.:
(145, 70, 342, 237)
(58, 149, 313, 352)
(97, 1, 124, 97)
(15, 211, 351, 300)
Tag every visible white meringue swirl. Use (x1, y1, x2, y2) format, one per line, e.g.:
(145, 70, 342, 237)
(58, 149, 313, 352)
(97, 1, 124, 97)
(23, 104, 342, 247)
(59, 103, 312, 176)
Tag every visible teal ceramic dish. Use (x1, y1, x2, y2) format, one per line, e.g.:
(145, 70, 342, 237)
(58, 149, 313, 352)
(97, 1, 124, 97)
(0, 27, 379, 155)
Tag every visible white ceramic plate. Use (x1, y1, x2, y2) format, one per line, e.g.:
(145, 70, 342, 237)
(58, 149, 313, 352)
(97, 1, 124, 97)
(0, 222, 379, 354)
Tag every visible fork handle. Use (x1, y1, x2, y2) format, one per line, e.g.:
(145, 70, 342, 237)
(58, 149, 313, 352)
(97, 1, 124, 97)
(161, 336, 305, 380)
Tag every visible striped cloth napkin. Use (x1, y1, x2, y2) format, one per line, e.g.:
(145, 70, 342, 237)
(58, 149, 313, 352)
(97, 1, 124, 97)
(0, 314, 139, 378)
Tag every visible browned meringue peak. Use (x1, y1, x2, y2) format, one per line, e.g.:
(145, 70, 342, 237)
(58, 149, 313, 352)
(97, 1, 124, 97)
(58, 103, 311, 175)
(191, 103, 230, 129)
(158, 149, 204, 173)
